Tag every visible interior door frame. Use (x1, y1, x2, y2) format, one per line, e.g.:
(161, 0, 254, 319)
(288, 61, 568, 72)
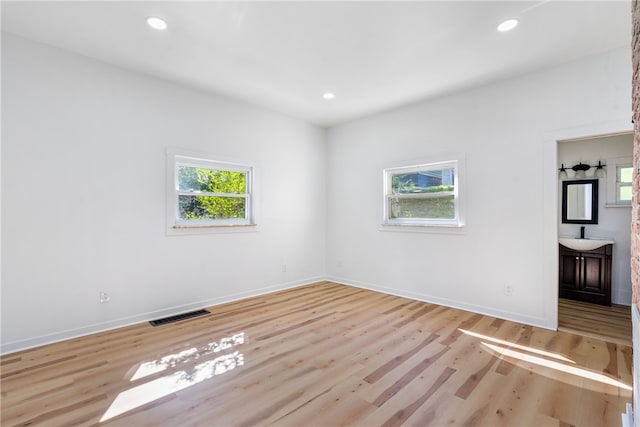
(543, 119, 632, 330)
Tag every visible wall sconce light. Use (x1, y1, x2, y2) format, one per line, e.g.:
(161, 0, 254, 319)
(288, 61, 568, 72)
(593, 160, 606, 178)
(558, 163, 569, 180)
(558, 161, 606, 180)
(572, 162, 590, 179)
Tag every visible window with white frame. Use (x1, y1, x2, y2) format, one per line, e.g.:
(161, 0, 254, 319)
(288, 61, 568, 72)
(167, 150, 254, 230)
(606, 156, 632, 206)
(383, 160, 462, 227)
(616, 164, 632, 204)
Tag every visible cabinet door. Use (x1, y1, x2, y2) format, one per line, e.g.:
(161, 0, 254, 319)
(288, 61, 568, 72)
(558, 244, 612, 306)
(559, 251, 579, 290)
(580, 252, 607, 294)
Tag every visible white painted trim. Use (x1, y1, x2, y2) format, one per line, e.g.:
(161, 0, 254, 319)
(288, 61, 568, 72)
(0, 276, 325, 355)
(1, 273, 556, 355)
(165, 146, 261, 236)
(543, 119, 633, 331)
(379, 152, 467, 232)
(7, 246, 632, 355)
(633, 303, 640, 426)
(622, 403, 633, 427)
(615, 289, 633, 306)
(327, 276, 553, 330)
(543, 135, 560, 330)
(606, 155, 633, 205)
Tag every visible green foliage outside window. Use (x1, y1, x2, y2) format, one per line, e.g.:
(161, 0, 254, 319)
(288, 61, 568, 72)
(178, 166, 247, 220)
(389, 196, 455, 219)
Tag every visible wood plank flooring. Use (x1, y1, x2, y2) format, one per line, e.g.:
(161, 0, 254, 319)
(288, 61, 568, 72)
(1, 282, 632, 426)
(558, 298, 632, 346)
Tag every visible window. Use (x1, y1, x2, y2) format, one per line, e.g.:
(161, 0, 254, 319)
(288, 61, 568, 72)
(606, 156, 632, 206)
(383, 160, 462, 227)
(167, 149, 255, 233)
(616, 165, 632, 204)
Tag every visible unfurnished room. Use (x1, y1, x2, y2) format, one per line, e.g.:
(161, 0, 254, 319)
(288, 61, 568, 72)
(2, 1, 640, 426)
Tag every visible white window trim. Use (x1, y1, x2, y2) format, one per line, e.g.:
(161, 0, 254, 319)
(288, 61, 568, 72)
(380, 153, 466, 233)
(166, 147, 259, 235)
(605, 156, 632, 207)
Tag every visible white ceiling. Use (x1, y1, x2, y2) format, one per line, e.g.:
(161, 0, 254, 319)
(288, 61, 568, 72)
(1, 1, 632, 127)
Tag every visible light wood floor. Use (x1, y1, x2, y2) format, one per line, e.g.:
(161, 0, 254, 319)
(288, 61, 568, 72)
(558, 298, 632, 347)
(1, 282, 632, 426)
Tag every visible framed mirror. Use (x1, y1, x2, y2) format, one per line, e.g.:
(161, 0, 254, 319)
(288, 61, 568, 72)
(562, 179, 598, 224)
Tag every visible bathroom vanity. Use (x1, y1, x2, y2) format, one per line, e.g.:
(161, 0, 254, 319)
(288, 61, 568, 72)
(559, 239, 613, 306)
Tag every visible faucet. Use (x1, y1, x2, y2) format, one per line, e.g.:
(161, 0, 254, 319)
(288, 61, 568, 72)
(580, 226, 585, 239)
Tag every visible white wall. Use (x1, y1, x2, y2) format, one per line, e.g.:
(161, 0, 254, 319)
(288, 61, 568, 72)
(1, 34, 327, 353)
(326, 47, 631, 329)
(558, 134, 633, 304)
(2, 33, 633, 354)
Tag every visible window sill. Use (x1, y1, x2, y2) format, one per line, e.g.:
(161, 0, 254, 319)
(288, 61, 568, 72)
(167, 223, 258, 236)
(605, 204, 631, 208)
(379, 223, 465, 234)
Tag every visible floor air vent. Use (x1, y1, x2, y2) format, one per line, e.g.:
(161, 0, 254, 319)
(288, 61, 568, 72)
(149, 309, 210, 326)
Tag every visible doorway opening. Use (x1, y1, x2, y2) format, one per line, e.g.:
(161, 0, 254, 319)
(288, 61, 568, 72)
(555, 131, 632, 344)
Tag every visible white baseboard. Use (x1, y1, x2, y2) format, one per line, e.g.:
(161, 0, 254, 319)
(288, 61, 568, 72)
(0, 276, 325, 355)
(614, 288, 633, 306)
(1, 274, 557, 355)
(622, 403, 634, 427)
(327, 276, 553, 330)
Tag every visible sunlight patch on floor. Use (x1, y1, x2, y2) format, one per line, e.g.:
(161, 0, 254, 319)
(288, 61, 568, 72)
(131, 332, 245, 381)
(458, 328, 575, 363)
(481, 342, 631, 391)
(101, 332, 245, 423)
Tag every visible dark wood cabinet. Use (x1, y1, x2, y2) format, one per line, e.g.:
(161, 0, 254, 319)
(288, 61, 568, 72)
(559, 244, 612, 306)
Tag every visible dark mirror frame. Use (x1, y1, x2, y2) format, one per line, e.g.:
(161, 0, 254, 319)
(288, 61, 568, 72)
(561, 179, 598, 224)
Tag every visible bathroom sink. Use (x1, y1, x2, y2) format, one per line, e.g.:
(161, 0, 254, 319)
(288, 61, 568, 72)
(559, 238, 614, 251)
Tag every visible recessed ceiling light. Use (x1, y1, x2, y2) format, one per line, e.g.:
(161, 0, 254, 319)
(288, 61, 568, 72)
(323, 92, 335, 100)
(147, 16, 168, 31)
(497, 18, 519, 32)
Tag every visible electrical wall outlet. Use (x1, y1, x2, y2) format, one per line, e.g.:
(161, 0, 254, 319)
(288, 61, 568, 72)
(504, 285, 513, 296)
(99, 292, 111, 303)
(281, 264, 287, 273)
